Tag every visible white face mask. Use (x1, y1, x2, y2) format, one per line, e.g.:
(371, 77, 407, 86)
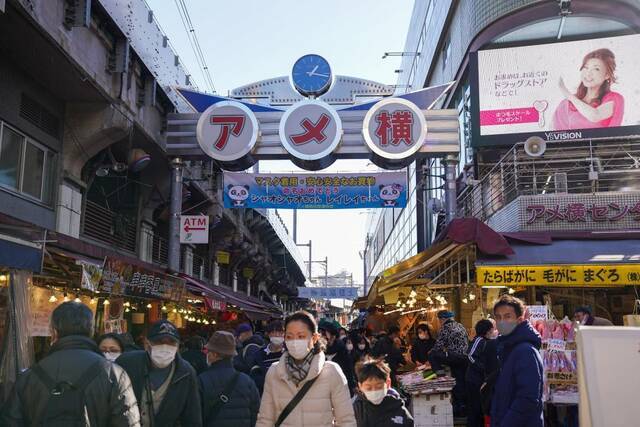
(270, 336, 284, 346)
(103, 351, 121, 362)
(346, 343, 354, 351)
(150, 344, 177, 368)
(286, 339, 312, 360)
(364, 386, 387, 405)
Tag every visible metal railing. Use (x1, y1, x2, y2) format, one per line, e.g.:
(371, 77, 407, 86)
(457, 140, 640, 221)
(83, 200, 137, 253)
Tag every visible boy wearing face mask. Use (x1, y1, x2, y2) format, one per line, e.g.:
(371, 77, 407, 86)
(250, 320, 286, 394)
(491, 295, 543, 427)
(117, 320, 202, 427)
(353, 358, 413, 427)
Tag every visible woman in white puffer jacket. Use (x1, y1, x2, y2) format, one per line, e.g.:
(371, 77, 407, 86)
(256, 311, 356, 427)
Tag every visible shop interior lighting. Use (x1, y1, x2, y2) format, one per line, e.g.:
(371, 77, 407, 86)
(125, 308, 130, 313)
(469, 293, 476, 301)
(172, 308, 178, 313)
(74, 296, 81, 303)
(0, 274, 7, 283)
(462, 297, 469, 304)
(123, 301, 131, 307)
(203, 320, 209, 325)
(161, 305, 167, 311)
(63, 293, 69, 302)
(508, 288, 516, 295)
(89, 297, 96, 305)
(48, 294, 58, 303)
(146, 303, 152, 309)
(103, 299, 110, 306)
(409, 289, 417, 298)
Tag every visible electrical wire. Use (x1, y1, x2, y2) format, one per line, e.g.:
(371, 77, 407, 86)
(173, 0, 216, 93)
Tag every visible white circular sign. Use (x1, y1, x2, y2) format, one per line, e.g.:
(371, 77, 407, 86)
(196, 101, 259, 162)
(362, 98, 428, 160)
(279, 99, 342, 161)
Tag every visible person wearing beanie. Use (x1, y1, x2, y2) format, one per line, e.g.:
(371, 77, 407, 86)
(250, 319, 285, 394)
(428, 310, 469, 417)
(116, 320, 202, 427)
(199, 331, 260, 427)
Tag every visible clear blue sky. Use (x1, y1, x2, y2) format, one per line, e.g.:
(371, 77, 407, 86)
(147, 0, 415, 285)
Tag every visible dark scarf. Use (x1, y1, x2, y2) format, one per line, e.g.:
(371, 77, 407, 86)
(286, 348, 316, 386)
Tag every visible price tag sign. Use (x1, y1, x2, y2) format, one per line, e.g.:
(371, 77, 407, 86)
(548, 339, 566, 352)
(527, 305, 548, 322)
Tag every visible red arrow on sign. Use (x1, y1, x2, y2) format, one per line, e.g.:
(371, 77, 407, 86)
(184, 225, 206, 233)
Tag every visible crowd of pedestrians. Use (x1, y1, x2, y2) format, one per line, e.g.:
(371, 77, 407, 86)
(0, 294, 551, 426)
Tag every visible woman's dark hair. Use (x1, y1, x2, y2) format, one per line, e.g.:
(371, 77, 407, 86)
(52, 302, 94, 338)
(493, 295, 526, 318)
(356, 357, 391, 383)
(285, 311, 317, 334)
(575, 48, 617, 104)
(416, 323, 432, 338)
(338, 327, 347, 335)
(97, 333, 124, 352)
(474, 319, 495, 338)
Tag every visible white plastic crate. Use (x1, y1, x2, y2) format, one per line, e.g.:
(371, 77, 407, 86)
(410, 392, 454, 427)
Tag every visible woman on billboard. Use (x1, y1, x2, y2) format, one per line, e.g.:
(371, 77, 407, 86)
(553, 48, 624, 130)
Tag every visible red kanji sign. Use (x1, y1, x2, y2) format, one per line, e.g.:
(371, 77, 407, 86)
(375, 110, 414, 146)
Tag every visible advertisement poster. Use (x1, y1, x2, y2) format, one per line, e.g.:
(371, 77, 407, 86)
(99, 257, 186, 302)
(223, 172, 407, 209)
(475, 34, 640, 145)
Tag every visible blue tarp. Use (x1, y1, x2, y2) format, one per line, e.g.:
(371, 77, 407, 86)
(0, 238, 42, 272)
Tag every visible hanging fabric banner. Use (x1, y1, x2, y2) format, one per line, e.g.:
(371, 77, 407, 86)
(223, 171, 407, 209)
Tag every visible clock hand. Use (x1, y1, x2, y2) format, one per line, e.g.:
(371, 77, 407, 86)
(306, 65, 319, 76)
(309, 72, 330, 78)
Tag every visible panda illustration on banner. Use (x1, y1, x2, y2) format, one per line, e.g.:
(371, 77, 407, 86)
(227, 184, 250, 207)
(379, 184, 403, 207)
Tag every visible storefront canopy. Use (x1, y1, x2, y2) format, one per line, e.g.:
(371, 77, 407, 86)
(367, 218, 514, 307)
(209, 285, 283, 320)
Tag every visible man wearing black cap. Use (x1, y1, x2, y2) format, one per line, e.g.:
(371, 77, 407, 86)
(116, 320, 202, 427)
(428, 310, 469, 417)
(199, 331, 260, 427)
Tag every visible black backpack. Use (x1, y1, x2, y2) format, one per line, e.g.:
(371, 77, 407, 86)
(29, 361, 102, 426)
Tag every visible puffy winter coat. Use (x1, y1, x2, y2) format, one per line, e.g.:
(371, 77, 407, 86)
(199, 358, 260, 427)
(491, 321, 544, 427)
(256, 351, 356, 427)
(1, 335, 140, 426)
(116, 350, 202, 427)
(432, 319, 469, 356)
(353, 388, 413, 427)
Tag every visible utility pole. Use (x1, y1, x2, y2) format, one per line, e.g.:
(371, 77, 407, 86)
(168, 157, 183, 272)
(296, 240, 312, 279)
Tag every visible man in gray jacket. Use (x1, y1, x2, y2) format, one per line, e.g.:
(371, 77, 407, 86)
(1, 302, 140, 426)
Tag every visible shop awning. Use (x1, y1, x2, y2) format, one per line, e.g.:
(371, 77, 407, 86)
(210, 285, 283, 320)
(476, 238, 640, 287)
(180, 274, 227, 311)
(0, 235, 43, 272)
(366, 218, 514, 307)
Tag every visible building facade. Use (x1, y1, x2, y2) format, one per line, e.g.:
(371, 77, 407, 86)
(363, 0, 640, 293)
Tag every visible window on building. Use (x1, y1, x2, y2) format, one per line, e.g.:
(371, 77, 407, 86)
(442, 37, 451, 72)
(0, 122, 57, 205)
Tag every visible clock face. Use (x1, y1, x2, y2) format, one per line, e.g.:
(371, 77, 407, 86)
(291, 54, 332, 96)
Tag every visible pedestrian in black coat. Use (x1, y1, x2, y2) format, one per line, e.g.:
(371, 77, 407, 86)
(323, 324, 357, 392)
(182, 336, 208, 375)
(116, 320, 202, 427)
(199, 331, 260, 427)
(466, 319, 499, 427)
(1, 302, 140, 426)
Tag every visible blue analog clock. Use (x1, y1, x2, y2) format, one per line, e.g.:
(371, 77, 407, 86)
(291, 54, 332, 97)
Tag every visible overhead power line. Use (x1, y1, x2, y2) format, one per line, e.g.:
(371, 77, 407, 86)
(174, 0, 216, 93)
